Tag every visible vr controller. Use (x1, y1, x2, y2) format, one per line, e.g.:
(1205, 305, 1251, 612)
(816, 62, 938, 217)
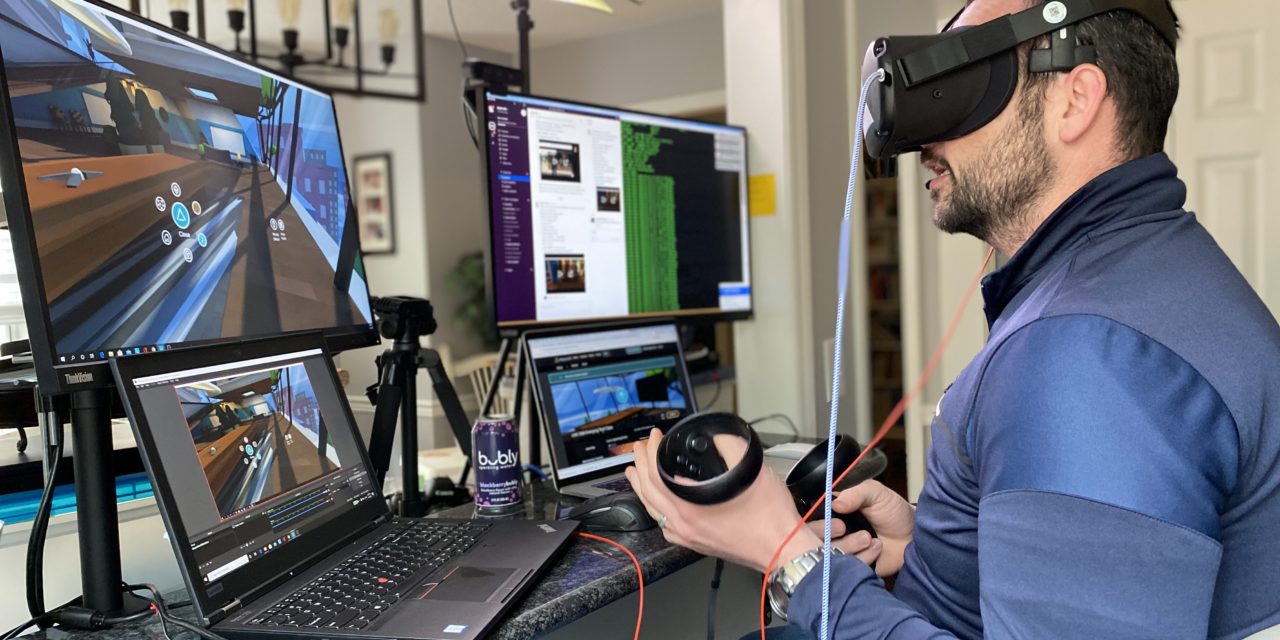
(656, 412, 881, 537)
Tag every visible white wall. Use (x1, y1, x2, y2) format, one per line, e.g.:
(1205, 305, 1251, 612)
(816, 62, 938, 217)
(804, 0, 868, 441)
(723, 0, 817, 435)
(530, 9, 725, 108)
(333, 36, 512, 458)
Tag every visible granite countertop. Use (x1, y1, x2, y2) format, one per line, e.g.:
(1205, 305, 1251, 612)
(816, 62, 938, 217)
(19, 480, 698, 640)
(434, 480, 699, 640)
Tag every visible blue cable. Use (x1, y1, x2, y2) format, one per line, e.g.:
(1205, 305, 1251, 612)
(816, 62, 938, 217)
(821, 69, 886, 640)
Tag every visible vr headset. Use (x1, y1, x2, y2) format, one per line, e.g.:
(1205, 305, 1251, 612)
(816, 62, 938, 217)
(861, 0, 1178, 173)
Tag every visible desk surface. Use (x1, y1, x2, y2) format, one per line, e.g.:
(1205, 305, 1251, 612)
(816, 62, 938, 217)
(19, 481, 698, 640)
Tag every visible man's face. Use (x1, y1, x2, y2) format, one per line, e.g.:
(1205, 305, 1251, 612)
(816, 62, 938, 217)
(921, 0, 1056, 244)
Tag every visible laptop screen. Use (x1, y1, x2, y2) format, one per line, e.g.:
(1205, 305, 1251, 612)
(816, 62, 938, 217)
(527, 323, 696, 482)
(118, 339, 380, 608)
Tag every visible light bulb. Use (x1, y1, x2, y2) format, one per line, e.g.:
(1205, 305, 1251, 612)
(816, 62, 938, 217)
(227, 0, 246, 9)
(278, 0, 301, 29)
(334, 0, 355, 25)
(168, 0, 188, 9)
(378, 9, 399, 45)
(553, 0, 614, 14)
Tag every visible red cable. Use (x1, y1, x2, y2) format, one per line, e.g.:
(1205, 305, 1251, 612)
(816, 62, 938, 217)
(578, 532, 644, 640)
(758, 249, 995, 639)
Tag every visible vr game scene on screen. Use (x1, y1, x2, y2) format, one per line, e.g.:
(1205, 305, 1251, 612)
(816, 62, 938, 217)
(178, 363, 339, 519)
(0, 0, 373, 361)
(552, 366, 686, 430)
(550, 365, 689, 462)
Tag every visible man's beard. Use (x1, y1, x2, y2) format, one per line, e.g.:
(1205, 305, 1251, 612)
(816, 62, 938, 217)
(930, 91, 1056, 245)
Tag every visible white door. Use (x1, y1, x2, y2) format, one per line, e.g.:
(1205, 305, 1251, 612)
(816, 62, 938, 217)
(1169, 0, 1278, 318)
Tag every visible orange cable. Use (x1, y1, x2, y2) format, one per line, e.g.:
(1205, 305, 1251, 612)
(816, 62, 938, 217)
(758, 249, 995, 639)
(578, 532, 645, 640)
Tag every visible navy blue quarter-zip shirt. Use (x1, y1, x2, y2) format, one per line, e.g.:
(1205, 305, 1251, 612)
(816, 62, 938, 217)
(789, 153, 1280, 639)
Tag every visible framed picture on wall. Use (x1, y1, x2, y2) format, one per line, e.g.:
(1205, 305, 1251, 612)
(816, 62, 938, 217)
(353, 153, 395, 255)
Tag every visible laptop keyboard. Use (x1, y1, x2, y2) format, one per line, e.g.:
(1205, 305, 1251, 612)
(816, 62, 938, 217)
(592, 477, 633, 493)
(247, 520, 490, 630)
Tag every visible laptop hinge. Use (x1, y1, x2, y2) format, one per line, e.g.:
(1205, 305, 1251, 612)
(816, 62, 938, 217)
(208, 598, 242, 625)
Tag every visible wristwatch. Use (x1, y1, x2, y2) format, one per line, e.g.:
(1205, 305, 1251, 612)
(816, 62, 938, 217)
(767, 547, 845, 622)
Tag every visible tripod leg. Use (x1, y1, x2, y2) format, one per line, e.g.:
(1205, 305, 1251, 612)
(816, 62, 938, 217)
(400, 359, 423, 517)
(367, 355, 404, 488)
(421, 349, 473, 460)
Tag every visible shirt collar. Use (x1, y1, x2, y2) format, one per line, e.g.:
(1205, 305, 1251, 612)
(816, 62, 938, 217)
(980, 152, 1187, 327)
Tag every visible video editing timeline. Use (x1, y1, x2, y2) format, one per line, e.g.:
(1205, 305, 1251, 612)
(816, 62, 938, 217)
(529, 325, 694, 478)
(0, 0, 374, 368)
(486, 92, 752, 327)
(130, 348, 375, 586)
(190, 472, 373, 584)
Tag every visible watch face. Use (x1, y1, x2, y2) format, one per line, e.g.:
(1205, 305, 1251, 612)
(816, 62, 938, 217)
(769, 548, 830, 621)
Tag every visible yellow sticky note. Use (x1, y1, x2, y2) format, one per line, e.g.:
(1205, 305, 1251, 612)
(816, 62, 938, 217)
(749, 174, 777, 217)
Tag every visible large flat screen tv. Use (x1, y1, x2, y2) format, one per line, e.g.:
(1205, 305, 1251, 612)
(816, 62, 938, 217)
(483, 91, 752, 333)
(0, 0, 378, 394)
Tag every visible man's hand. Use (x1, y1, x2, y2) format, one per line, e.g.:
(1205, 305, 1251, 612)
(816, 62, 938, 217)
(829, 480, 915, 577)
(804, 521, 883, 567)
(625, 428, 821, 573)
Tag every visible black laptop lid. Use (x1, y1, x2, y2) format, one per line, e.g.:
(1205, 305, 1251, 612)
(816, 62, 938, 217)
(112, 333, 386, 622)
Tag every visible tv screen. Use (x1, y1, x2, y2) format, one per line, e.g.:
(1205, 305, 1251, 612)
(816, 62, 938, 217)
(484, 91, 752, 331)
(0, 0, 377, 392)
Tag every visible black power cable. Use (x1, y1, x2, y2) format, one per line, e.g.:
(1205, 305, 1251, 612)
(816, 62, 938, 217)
(707, 558, 725, 640)
(698, 377, 723, 410)
(446, 0, 470, 60)
(123, 583, 228, 640)
(25, 435, 64, 624)
(748, 413, 800, 437)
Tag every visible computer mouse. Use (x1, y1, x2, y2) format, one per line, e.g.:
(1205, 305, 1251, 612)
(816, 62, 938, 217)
(563, 492, 657, 532)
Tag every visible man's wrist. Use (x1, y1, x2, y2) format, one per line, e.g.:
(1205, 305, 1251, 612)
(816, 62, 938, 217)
(777, 528, 823, 568)
(767, 543, 845, 622)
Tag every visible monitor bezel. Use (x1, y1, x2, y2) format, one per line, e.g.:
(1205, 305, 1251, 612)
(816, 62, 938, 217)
(480, 89, 755, 338)
(0, 0, 380, 395)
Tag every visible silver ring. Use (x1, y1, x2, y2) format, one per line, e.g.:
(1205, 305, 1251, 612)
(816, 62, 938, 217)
(656, 514, 668, 529)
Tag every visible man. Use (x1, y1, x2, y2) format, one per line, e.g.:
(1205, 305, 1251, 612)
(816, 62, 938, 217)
(625, 0, 1280, 637)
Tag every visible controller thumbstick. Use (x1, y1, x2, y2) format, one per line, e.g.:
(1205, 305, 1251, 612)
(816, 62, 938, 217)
(689, 435, 710, 454)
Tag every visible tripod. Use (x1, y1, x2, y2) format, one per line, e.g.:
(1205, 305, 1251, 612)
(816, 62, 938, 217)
(365, 297, 474, 517)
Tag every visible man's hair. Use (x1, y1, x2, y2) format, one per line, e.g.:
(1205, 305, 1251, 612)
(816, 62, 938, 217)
(975, 0, 1181, 161)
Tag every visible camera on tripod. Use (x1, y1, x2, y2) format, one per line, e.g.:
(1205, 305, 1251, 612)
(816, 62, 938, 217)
(365, 296, 475, 517)
(372, 296, 438, 342)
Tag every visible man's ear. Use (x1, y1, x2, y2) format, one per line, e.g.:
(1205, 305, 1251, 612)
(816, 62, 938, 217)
(1055, 63, 1109, 145)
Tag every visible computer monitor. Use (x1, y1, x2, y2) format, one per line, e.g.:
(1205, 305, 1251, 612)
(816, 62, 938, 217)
(0, 0, 377, 394)
(483, 91, 752, 332)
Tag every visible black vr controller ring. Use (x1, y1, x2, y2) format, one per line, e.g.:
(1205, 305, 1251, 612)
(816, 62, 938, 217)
(657, 412, 763, 505)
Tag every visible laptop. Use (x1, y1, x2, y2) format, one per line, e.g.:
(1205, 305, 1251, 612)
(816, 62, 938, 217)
(112, 333, 576, 640)
(525, 321, 698, 499)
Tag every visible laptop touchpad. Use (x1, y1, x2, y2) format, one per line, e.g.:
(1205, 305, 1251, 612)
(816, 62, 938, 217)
(420, 566, 525, 603)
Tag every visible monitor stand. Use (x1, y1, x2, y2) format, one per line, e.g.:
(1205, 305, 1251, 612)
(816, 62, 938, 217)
(67, 388, 149, 616)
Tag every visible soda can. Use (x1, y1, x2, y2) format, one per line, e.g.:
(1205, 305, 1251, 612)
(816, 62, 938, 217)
(472, 415, 523, 516)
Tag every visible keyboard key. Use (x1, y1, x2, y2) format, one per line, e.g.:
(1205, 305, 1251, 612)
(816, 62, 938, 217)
(330, 610, 359, 627)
